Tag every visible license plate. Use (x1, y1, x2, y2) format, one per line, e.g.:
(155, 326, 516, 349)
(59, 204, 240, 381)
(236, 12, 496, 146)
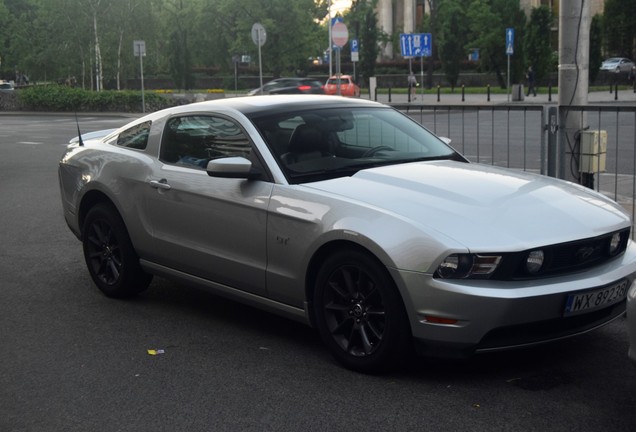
(564, 279, 629, 316)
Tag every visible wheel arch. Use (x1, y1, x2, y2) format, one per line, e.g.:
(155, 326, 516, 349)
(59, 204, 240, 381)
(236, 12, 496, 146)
(78, 190, 119, 239)
(304, 239, 403, 327)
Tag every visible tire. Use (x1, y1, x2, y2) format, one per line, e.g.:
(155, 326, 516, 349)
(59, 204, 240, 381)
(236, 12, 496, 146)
(313, 249, 411, 373)
(82, 203, 152, 298)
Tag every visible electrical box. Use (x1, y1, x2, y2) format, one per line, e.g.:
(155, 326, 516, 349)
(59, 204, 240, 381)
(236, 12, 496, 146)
(579, 130, 607, 173)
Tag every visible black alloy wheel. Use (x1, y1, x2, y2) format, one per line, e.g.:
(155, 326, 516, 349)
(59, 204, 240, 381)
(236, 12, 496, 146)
(314, 249, 411, 373)
(82, 203, 152, 298)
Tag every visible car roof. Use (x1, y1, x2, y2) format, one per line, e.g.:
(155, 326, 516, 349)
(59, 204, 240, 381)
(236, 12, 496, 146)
(271, 77, 319, 82)
(151, 95, 382, 118)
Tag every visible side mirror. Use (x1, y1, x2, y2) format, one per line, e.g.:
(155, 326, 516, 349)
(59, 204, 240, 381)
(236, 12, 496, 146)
(206, 157, 257, 179)
(439, 136, 452, 145)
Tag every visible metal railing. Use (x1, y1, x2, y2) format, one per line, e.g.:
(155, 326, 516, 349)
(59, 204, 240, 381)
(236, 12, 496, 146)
(393, 104, 547, 173)
(560, 105, 636, 227)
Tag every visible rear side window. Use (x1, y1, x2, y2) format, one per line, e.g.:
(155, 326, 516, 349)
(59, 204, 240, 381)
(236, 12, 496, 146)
(115, 121, 151, 149)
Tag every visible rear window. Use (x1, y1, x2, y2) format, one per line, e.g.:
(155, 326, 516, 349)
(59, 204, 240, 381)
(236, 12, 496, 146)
(114, 121, 151, 149)
(327, 78, 351, 85)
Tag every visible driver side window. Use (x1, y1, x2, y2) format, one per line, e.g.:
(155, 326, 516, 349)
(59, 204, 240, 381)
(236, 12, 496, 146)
(160, 115, 252, 169)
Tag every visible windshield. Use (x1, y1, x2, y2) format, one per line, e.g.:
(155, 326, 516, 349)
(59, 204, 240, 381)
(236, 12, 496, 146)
(250, 106, 464, 183)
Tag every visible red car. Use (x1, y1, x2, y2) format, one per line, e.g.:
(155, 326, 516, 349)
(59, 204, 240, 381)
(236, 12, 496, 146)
(323, 75, 360, 97)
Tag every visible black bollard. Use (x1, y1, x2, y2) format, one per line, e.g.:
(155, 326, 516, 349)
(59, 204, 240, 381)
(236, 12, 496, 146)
(388, 86, 392, 103)
(615, 82, 618, 100)
(487, 84, 491, 102)
(462, 84, 465, 102)
(437, 85, 441, 102)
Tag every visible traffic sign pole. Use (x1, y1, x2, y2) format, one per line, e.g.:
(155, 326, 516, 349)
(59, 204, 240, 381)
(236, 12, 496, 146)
(507, 55, 511, 102)
(251, 23, 266, 94)
(133, 40, 146, 112)
(506, 28, 514, 103)
(332, 21, 348, 96)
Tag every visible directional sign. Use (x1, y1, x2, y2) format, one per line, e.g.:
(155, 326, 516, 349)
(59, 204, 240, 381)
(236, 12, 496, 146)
(400, 33, 432, 57)
(506, 27, 514, 56)
(416, 33, 432, 57)
(400, 33, 413, 56)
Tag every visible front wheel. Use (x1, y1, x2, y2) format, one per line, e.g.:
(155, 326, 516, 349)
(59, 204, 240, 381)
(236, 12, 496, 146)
(313, 249, 411, 373)
(82, 203, 152, 298)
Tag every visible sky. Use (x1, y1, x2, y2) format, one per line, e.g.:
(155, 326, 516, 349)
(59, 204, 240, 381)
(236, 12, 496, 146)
(331, 0, 352, 16)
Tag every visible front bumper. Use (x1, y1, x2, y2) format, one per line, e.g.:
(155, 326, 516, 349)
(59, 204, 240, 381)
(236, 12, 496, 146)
(391, 242, 636, 358)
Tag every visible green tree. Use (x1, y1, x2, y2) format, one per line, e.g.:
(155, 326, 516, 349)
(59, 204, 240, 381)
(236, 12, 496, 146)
(603, 0, 636, 59)
(523, 5, 552, 84)
(347, 0, 379, 87)
(162, 0, 197, 90)
(437, 0, 469, 90)
(213, 0, 322, 78)
(466, 0, 525, 88)
(589, 14, 603, 84)
(2, 0, 42, 82)
(0, 0, 329, 89)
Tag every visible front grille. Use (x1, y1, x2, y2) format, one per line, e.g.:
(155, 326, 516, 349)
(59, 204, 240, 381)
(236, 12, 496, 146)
(491, 228, 630, 280)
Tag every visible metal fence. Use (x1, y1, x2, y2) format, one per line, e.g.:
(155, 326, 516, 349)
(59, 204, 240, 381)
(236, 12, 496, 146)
(392, 103, 636, 233)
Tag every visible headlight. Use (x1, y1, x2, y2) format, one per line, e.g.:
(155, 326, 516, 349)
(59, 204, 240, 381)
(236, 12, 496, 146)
(608, 232, 622, 256)
(525, 250, 545, 274)
(435, 254, 501, 279)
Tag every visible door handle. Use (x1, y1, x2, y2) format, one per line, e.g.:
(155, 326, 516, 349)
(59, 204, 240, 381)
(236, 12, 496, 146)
(149, 179, 171, 190)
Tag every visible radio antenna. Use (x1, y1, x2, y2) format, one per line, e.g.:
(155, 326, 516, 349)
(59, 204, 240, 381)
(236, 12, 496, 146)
(74, 112, 85, 147)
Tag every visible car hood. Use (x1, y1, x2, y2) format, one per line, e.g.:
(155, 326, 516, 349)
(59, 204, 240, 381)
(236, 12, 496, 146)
(303, 160, 630, 251)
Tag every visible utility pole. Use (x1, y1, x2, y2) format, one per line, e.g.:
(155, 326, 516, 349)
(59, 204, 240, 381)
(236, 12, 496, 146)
(558, 0, 590, 181)
(328, 0, 332, 78)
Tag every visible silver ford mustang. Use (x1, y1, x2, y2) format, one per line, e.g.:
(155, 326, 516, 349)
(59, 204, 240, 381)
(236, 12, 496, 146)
(58, 95, 636, 372)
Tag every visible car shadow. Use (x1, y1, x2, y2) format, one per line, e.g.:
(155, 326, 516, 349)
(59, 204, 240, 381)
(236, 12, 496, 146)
(128, 276, 626, 381)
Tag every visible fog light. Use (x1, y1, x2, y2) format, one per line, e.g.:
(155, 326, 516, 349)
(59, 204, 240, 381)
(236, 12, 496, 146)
(526, 250, 544, 274)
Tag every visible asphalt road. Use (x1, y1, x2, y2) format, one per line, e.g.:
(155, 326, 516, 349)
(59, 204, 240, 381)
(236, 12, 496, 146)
(1, 113, 635, 432)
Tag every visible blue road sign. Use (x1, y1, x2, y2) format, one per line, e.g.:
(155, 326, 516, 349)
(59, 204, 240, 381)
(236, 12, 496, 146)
(400, 33, 432, 57)
(506, 28, 514, 56)
(400, 33, 413, 56)
(351, 39, 359, 53)
(419, 33, 432, 57)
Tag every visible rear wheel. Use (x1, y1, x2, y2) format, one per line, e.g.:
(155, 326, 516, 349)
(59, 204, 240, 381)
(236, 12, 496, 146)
(82, 203, 152, 298)
(313, 249, 411, 373)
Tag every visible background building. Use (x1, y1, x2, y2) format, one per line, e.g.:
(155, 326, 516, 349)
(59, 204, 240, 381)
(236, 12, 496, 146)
(376, 0, 425, 59)
(520, 0, 604, 16)
(377, 0, 606, 60)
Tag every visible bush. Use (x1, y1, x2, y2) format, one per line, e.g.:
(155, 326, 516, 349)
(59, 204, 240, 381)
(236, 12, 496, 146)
(16, 85, 174, 112)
